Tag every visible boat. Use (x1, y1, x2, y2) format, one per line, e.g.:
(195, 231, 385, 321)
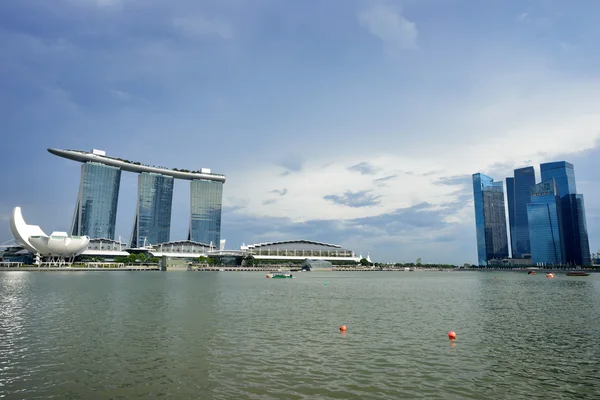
(546, 273, 555, 279)
(527, 271, 536, 275)
(566, 271, 590, 277)
(266, 272, 295, 279)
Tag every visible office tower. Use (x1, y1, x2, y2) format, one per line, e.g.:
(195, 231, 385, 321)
(473, 173, 509, 266)
(506, 177, 516, 257)
(189, 179, 223, 246)
(512, 166, 536, 258)
(540, 161, 590, 266)
(71, 162, 121, 239)
(527, 179, 565, 266)
(130, 173, 174, 248)
(561, 194, 592, 266)
(540, 161, 577, 196)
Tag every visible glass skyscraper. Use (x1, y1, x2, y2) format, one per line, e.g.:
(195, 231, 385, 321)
(71, 162, 121, 239)
(473, 173, 509, 266)
(539, 161, 590, 266)
(130, 172, 174, 248)
(560, 194, 591, 266)
(527, 179, 564, 266)
(540, 161, 577, 197)
(512, 166, 536, 258)
(506, 176, 516, 257)
(189, 180, 223, 246)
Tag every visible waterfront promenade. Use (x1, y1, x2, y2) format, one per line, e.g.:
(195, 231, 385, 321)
(1, 265, 597, 273)
(0, 266, 159, 272)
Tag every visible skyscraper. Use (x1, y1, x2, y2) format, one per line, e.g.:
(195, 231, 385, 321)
(189, 179, 223, 246)
(506, 176, 516, 257)
(540, 161, 590, 266)
(560, 194, 592, 266)
(130, 172, 174, 248)
(473, 173, 509, 266)
(50, 148, 226, 247)
(540, 161, 577, 196)
(512, 166, 536, 258)
(71, 162, 121, 239)
(527, 179, 564, 266)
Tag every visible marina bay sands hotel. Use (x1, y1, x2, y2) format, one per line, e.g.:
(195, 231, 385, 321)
(49, 148, 225, 248)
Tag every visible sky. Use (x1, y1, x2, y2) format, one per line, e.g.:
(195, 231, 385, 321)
(1, 0, 599, 264)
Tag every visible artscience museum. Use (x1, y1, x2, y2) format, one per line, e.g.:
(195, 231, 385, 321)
(9, 207, 90, 265)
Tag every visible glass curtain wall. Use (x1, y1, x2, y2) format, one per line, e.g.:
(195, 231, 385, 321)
(473, 173, 509, 266)
(71, 162, 121, 239)
(513, 166, 536, 258)
(527, 179, 565, 266)
(131, 172, 174, 248)
(189, 180, 223, 247)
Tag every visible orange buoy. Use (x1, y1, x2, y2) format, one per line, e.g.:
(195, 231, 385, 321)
(448, 331, 456, 340)
(266, 274, 270, 278)
(339, 325, 347, 332)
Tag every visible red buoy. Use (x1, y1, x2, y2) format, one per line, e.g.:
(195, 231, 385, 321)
(339, 325, 347, 332)
(448, 331, 457, 340)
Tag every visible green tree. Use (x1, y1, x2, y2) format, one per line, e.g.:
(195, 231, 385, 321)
(207, 256, 219, 265)
(416, 258, 422, 266)
(127, 253, 138, 264)
(114, 256, 128, 264)
(360, 258, 370, 266)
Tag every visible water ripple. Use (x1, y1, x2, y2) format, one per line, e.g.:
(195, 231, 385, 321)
(1, 271, 600, 399)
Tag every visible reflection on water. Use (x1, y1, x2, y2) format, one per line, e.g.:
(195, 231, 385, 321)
(1, 271, 599, 399)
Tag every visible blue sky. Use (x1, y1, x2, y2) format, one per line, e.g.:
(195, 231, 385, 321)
(1, 0, 599, 264)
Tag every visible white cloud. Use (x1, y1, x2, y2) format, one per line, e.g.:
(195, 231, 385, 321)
(226, 62, 600, 225)
(173, 16, 234, 40)
(358, 2, 418, 51)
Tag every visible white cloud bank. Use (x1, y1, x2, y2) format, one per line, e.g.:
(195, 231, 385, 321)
(227, 65, 600, 223)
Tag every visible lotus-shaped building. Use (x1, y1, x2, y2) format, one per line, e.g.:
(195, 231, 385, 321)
(10, 207, 90, 264)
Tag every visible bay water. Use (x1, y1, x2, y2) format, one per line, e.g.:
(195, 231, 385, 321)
(1, 271, 599, 399)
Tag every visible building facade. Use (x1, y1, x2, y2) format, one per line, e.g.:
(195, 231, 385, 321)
(527, 179, 564, 266)
(560, 194, 591, 266)
(540, 161, 577, 196)
(506, 176, 516, 257)
(512, 166, 536, 258)
(130, 172, 174, 248)
(189, 180, 223, 246)
(71, 162, 121, 239)
(473, 173, 509, 266)
(540, 161, 590, 266)
(241, 240, 359, 262)
(49, 148, 225, 246)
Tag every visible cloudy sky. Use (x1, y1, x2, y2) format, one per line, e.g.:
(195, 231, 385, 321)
(1, 0, 599, 264)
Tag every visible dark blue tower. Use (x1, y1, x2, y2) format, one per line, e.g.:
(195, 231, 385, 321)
(512, 166, 536, 258)
(506, 177, 516, 257)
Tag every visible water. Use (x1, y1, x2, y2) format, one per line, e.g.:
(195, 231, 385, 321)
(1, 271, 600, 399)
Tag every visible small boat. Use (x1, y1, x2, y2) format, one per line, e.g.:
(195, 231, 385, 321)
(546, 273, 555, 279)
(566, 271, 590, 277)
(266, 272, 295, 279)
(527, 271, 536, 275)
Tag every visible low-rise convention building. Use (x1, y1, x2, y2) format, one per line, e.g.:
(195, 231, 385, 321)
(241, 240, 361, 263)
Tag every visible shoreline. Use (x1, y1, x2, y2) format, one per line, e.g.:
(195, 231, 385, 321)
(0, 266, 597, 273)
